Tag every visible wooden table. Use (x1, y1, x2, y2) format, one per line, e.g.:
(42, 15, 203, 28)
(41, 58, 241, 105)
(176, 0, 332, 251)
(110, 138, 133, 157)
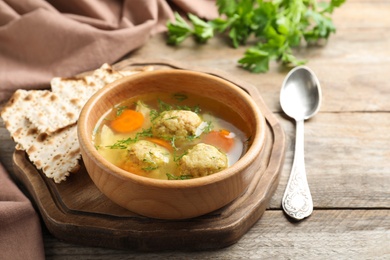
(1, 0, 389, 258)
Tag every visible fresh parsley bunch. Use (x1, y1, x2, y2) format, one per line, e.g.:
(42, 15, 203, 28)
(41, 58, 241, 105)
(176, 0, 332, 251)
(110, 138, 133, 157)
(166, 0, 345, 73)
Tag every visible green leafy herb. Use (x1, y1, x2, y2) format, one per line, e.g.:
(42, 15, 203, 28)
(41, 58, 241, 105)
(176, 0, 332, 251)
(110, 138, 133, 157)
(166, 0, 345, 72)
(166, 12, 193, 45)
(188, 13, 214, 43)
(166, 12, 214, 44)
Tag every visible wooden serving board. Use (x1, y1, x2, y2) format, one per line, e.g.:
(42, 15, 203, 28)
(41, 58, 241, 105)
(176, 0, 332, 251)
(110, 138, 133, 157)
(12, 59, 285, 251)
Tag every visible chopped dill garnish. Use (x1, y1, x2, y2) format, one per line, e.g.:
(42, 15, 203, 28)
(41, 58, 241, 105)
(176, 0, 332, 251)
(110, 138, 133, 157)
(173, 151, 187, 163)
(192, 105, 201, 114)
(107, 128, 153, 149)
(204, 121, 213, 133)
(158, 99, 172, 112)
(186, 134, 198, 141)
(175, 105, 191, 111)
(136, 127, 153, 138)
(106, 137, 137, 149)
(115, 105, 128, 116)
(149, 109, 159, 121)
(166, 173, 193, 180)
(141, 154, 159, 172)
(168, 135, 177, 150)
(164, 116, 178, 121)
(166, 173, 177, 180)
(143, 157, 154, 163)
(142, 166, 158, 172)
(150, 99, 202, 122)
(176, 104, 201, 114)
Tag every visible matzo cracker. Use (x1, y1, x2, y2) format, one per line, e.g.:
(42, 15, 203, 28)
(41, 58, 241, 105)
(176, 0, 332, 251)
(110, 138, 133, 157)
(23, 91, 80, 134)
(1, 90, 40, 150)
(27, 124, 80, 183)
(0, 63, 153, 183)
(36, 64, 123, 134)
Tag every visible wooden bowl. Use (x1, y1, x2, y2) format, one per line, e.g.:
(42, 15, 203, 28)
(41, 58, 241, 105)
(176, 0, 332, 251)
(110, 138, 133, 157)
(78, 70, 267, 219)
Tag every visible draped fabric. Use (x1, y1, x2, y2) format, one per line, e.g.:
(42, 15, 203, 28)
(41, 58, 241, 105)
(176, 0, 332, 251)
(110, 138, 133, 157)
(0, 0, 218, 102)
(0, 1, 217, 258)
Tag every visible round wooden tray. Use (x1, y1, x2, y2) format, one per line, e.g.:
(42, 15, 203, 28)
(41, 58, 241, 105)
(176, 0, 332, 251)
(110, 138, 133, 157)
(12, 59, 285, 251)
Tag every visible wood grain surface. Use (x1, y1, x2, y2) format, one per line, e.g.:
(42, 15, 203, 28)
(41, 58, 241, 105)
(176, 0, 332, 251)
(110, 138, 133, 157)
(1, 0, 389, 258)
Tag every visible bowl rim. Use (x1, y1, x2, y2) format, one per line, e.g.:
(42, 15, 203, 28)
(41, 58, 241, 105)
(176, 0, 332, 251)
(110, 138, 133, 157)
(78, 69, 266, 188)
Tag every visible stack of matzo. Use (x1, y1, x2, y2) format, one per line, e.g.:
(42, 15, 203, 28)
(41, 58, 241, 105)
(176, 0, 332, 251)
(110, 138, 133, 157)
(1, 64, 153, 183)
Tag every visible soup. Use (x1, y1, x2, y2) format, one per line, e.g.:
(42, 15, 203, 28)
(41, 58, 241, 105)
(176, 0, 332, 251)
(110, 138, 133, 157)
(93, 92, 250, 180)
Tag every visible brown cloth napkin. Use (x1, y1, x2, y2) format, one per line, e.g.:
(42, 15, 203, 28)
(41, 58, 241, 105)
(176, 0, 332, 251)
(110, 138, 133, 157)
(0, 0, 217, 258)
(0, 163, 45, 259)
(0, 0, 218, 102)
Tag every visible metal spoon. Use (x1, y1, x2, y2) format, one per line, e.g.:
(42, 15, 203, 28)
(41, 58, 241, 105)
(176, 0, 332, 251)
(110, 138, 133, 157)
(280, 65, 322, 220)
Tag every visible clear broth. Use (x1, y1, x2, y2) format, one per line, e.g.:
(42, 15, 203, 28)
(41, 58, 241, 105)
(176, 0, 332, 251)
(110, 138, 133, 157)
(93, 92, 251, 180)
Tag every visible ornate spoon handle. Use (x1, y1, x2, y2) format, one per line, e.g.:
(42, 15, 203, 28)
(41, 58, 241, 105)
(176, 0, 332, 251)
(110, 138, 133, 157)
(282, 119, 313, 220)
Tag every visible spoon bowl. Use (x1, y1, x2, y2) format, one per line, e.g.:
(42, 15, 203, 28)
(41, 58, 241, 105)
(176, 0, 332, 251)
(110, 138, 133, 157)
(280, 66, 322, 220)
(280, 66, 322, 121)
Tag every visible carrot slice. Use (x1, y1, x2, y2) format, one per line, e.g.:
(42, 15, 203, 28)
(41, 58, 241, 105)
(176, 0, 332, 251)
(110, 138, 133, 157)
(110, 110, 144, 133)
(146, 137, 173, 151)
(202, 130, 234, 152)
(120, 162, 145, 176)
(219, 129, 231, 137)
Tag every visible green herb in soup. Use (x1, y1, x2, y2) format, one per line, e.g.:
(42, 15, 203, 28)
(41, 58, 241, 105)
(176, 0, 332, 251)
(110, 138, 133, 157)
(93, 92, 249, 180)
